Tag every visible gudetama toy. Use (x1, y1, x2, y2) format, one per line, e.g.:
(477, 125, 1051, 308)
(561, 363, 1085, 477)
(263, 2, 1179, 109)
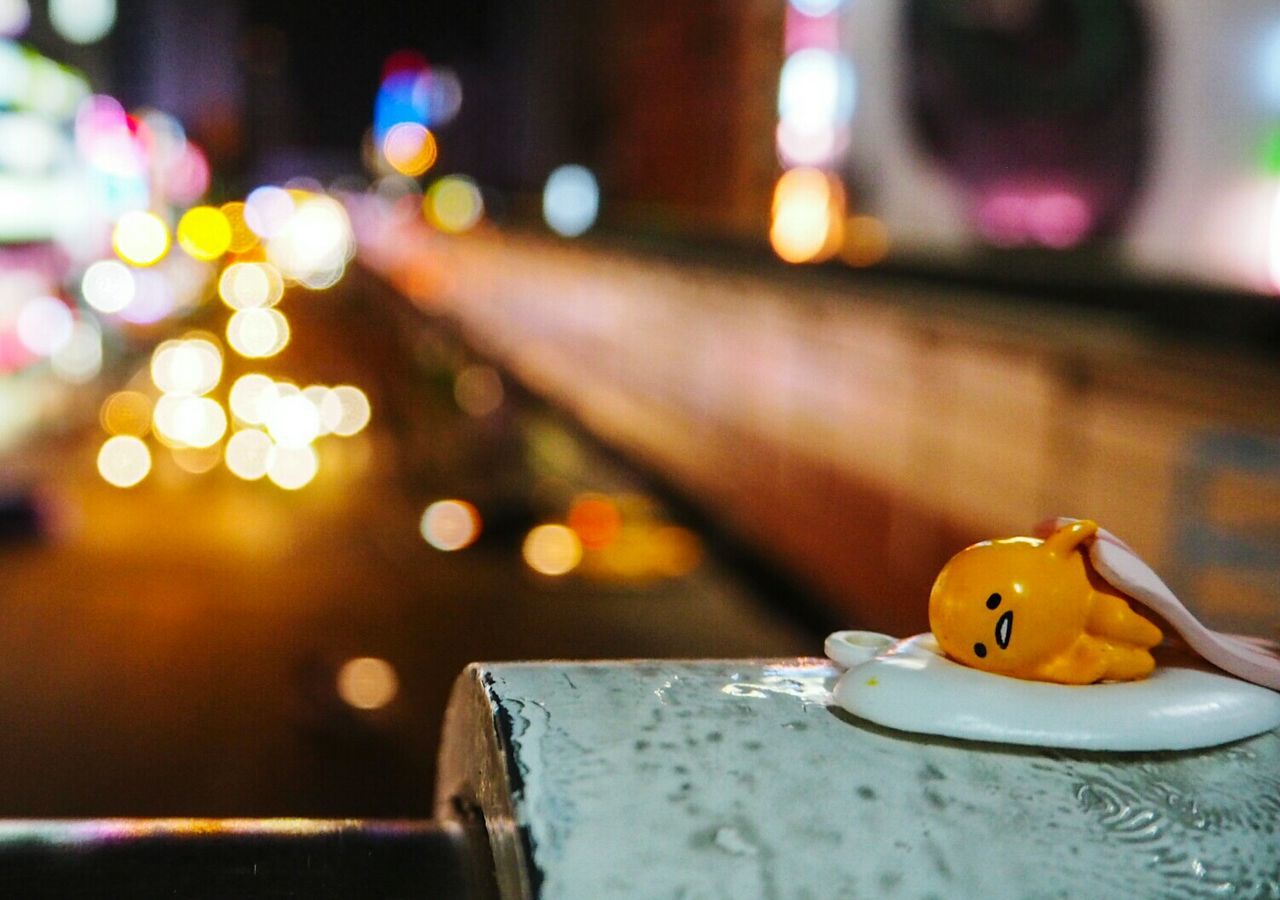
(929, 519, 1163, 685)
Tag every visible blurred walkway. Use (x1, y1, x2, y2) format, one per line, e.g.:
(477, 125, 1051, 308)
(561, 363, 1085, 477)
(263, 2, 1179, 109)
(0, 270, 814, 817)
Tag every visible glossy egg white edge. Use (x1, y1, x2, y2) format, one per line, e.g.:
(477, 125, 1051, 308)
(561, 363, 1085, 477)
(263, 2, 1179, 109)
(826, 632, 1280, 752)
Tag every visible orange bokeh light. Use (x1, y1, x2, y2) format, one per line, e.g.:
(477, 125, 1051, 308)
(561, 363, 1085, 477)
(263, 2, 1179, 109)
(567, 494, 622, 550)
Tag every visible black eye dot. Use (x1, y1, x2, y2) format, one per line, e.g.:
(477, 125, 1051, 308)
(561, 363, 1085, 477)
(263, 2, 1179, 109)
(973, 642, 987, 658)
(986, 593, 1002, 610)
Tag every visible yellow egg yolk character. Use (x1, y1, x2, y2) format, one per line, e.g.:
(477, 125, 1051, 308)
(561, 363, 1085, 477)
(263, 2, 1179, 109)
(929, 520, 1163, 684)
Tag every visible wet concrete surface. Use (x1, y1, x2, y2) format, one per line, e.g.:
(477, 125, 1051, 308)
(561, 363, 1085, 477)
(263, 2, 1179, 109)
(0, 269, 817, 816)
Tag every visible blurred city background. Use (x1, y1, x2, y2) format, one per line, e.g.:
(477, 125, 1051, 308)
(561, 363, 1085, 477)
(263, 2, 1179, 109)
(1, 0, 1279, 816)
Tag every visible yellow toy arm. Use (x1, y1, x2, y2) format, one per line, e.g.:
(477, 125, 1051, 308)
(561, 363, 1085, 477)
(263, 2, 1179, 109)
(1031, 639, 1110, 685)
(1086, 592, 1163, 649)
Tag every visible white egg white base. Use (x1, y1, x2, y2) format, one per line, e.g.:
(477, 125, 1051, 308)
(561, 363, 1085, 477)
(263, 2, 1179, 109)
(827, 631, 1280, 751)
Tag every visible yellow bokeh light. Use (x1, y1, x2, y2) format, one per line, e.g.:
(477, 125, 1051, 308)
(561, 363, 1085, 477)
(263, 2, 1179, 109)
(259, 381, 300, 427)
(840, 214, 890, 267)
(316, 389, 343, 434)
(227, 308, 290, 358)
(336, 657, 398, 710)
(420, 499, 482, 551)
(224, 428, 274, 481)
(267, 444, 318, 490)
(100, 390, 152, 437)
(265, 195, 352, 285)
(97, 435, 151, 488)
(153, 395, 227, 449)
(653, 525, 703, 578)
(176, 206, 233, 261)
(383, 122, 438, 177)
(218, 262, 284, 310)
(229, 373, 276, 425)
(150, 338, 222, 396)
(265, 393, 320, 448)
(424, 175, 483, 234)
(329, 385, 371, 436)
(522, 523, 583, 576)
(171, 444, 222, 475)
(769, 168, 844, 264)
(219, 201, 258, 253)
(301, 385, 336, 434)
(112, 210, 170, 267)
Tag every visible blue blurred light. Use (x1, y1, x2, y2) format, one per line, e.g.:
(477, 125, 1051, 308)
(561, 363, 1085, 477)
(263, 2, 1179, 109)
(789, 0, 845, 16)
(778, 48, 856, 130)
(373, 70, 422, 143)
(543, 165, 599, 237)
(1262, 22, 1280, 110)
(373, 65, 462, 143)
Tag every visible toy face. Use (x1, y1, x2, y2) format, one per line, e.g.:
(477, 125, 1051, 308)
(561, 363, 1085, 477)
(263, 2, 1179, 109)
(929, 537, 1090, 677)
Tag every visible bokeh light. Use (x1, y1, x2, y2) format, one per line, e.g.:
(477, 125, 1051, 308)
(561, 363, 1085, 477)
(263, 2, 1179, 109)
(16, 295, 73, 357)
(100, 390, 152, 436)
(789, 0, 845, 15)
(267, 444, 318, 490)
(81, 259, 135, 314)
(0, 111, 60, 173)
(542, 165, 599, 237)
(976, 188, 1093, 249)
(112, 210, 170, 267)
(219, 201, 258, 253)
(567, 494, 622, 550)
(840, 215, 890, 267)
(336, 657, 398, 710)
(0, 0, 30, 38)
(425, 175, 483, 233)
(1261, 21, 1280, 111)
(522, 524, 583, 576)
(453, 364, 503, 417)
(374, 57, 462, 140)
(229, 373, 276, 425)
(265, 195, 354, 285)
(329, 385, 371, 436)
(176, 206, 232, 261)
(244, 185, 295, 239)
(153, 395, 227, 449)
(415, 68, 463, 126)
(49, 0, 116, 45)
(227, 308, 290, 358)
(50, 320, 102, 383)
(653, 525, 703, 578)
(74, 94, 140, 176)
(150, 337, 222, 396)
(778, 48, 856, 133)
(218, 262, 284, 310)
(97, 435, 150, 488)
(171, 444, 222, 475)
(770, 167, 844, 263)
(265, 393, 320, 448)
(164, 142, 210, 205)
(420, 499, 482, 551)
(117, 268, 175, 324)
(301, 385, 336, 434)
(382, 122, 437, 177)
(224, 428, 274, 481)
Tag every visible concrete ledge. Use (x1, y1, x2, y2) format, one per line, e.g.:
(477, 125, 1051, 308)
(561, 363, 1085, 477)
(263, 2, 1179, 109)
(437, 659, 1280, 899)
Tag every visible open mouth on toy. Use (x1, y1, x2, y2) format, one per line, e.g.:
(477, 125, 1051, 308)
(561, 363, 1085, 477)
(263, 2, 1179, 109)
(995, 611, 1013, 650)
